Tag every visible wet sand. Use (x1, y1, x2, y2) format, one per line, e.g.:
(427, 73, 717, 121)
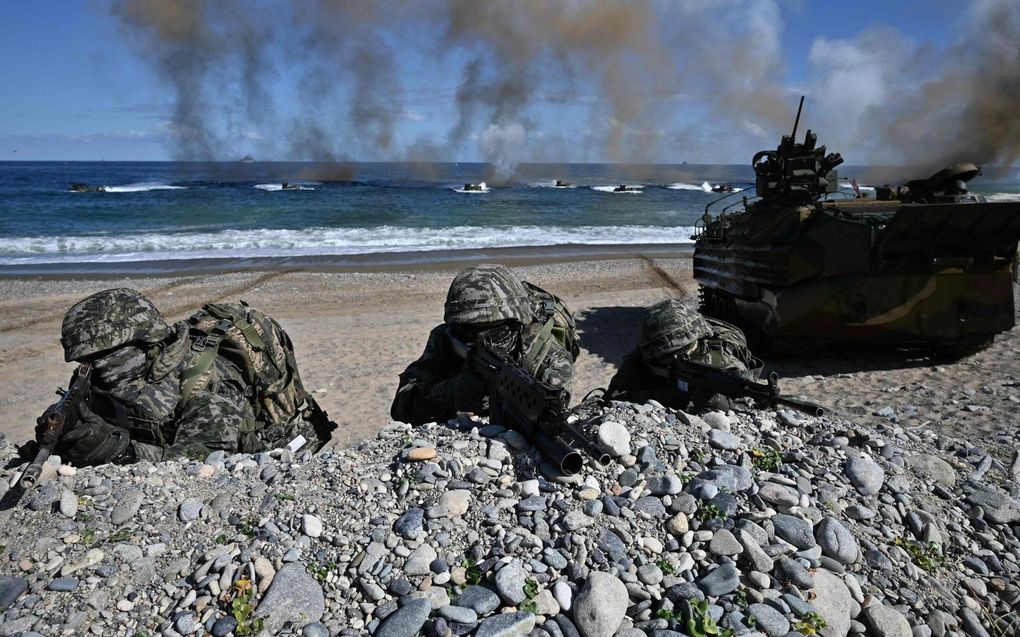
(0, 254, 1016, 456)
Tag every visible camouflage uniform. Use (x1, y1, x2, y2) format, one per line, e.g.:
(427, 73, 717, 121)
(49, 288, 334, 465)
(391, 264, 575, 425)
(606, 299, 760, 410)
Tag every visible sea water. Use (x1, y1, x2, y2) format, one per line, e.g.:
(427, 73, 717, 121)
(1, 161, 1016, 273)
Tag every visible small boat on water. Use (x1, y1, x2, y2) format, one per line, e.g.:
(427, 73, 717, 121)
(710, 184, 737, 193)
(613, 184, 641, 193)
(455, 182, 490, 193)
(69, 183, 106, 193)
(554, 180, 574, 188)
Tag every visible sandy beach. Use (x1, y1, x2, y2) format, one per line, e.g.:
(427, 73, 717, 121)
(1, 254, 1017, 456)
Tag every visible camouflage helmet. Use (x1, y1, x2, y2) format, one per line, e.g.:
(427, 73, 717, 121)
(61, 288, 172, 362)
(639, 299, 713, 366)
(444, 264, 534, 326)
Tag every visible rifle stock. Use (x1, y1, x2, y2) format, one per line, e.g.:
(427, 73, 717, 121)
(452, 335, 608, 474)
(19, 363, 93, 490)
(670, 358, 824, 417)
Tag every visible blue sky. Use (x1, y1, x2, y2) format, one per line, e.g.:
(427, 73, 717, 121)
(0, 1, 992, 164)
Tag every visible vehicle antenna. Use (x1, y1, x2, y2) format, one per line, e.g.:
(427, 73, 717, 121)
(791, 95, 805, 141)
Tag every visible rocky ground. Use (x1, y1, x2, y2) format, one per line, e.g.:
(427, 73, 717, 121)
(0, 397, 1018, 637)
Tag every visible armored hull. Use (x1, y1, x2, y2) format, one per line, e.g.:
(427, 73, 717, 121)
(693, 103, 1020, 354)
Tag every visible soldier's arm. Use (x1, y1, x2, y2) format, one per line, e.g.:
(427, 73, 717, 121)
(534, 338, 574, 395)
(391, 325, 462, 424)
(606, 349, 685, 408)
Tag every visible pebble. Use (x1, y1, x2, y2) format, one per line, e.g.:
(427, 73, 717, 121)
(597, 421, 631, 457)
(573, 572, 628, 637)
(815, 517, 860, 565)
(178, 497, 202, 522)
(845, 456, 885, 496)
(773, 513, 816, 550)
(862, 604, 912, 637)
(495, 559, 527, 605)
(253, 563, 325, 634)
(747, 603, 790, 637)
(697, 563, 740, 597)
(474, 611, 536, 637)
(405, 447, 437, 461)
(0, 577, 28, 612)
(376, 598, 431, 637)
(301, 513, 323, 538)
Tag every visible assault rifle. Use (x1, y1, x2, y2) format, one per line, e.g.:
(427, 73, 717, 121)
(670, 358, 824, 417)
(19, 363, 93, 490)
(451, 336, 609, 475)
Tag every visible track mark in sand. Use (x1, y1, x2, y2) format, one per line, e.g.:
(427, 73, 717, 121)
(0, 276, 206, 334)
(640, 256, 688, 296)
(160, 271, 294, 319)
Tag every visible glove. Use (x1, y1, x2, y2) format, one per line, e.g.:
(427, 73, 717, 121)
(57, 403, 132, 466)
(428, 371, 488, 414)
(691, 389, 734, 412)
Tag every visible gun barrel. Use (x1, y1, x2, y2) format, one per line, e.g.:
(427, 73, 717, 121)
(562, 423, 611, 467)
(533, 430, 583, 475)
(775, 395, 825, 417)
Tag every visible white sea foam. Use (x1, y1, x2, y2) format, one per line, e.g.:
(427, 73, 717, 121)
(591, 185, 642, 194)
(531, 180, 577, 189)
(0, 225, 697, 265)
(103, 182, 186, 193)
(984, 192, 1020, 202)
(255, 183, 315, 191)
(667, 182, 711, 192)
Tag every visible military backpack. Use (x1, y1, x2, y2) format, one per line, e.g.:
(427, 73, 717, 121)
(522, 281, 581, 369)
(697, 317, 763, 379)
(181, 302, 334, 447)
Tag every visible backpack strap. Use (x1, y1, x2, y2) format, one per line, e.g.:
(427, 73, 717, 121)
(523, 317, 556, 373)
(180, 318, 233, 403)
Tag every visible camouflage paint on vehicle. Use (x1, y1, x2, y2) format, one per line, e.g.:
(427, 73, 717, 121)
(693, 101, 1020, 354)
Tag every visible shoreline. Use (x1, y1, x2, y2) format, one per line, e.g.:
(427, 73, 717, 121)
(0, 242, 693, 278)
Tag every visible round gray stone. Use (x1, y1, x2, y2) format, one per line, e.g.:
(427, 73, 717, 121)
(845, 457, 885, 496)
(861, 604, 911, 637)
(697, 563, 740, 597)
(376, 598, 432, 637)
(495, 560, 527, 605)
(773, 514, 816, 550)
(748, 603, 790, 637)
(816, 517, 859, 565)
(573, 572, 629, 637)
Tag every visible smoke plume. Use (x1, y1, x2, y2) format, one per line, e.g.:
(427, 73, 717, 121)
(111, 0, 1020, 171)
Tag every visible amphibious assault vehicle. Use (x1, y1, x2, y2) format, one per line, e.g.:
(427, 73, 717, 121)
(693, 98, 1020, 355)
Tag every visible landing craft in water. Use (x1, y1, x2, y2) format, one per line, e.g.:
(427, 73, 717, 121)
(613, 184, 641, 193)
(69, 183, 106, 193)
(693, 96, 1020, 356)
(455, 182, 490, 193)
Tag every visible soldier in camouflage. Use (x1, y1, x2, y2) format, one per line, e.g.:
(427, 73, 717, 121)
(35, 288, 334, 466)
(391, 264, 575, 425)
(606, 299, 761, 410)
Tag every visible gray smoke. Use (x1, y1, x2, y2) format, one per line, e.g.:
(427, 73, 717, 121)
(110, 0, 1020, 173)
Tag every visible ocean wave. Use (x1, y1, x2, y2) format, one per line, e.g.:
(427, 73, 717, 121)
(0, 225, 697, 265)
(667, 181, 711, 192)
(591, 185, 642, 194)
(984, 192, 1020, 202)
(103, 182, 186, 193)
(255, 183, 315, 191)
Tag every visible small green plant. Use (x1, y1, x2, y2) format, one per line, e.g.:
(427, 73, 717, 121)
(106, 528, 133, 544)
(747, 614, 758, 629)
(80, 528, 97, 545)
(678, 472, 695, 485)
(519, 577, 540, 613)
(132, 631, 150, 637)
(719, 629, 735, 637)
(230, 579, 264, 636)
(750, 446, 782, 471)
(655, 608, 676, 620)
(215, 534, 229, 545)
(794, 611, 828, 635)
(75, 511, 92, 524)
(306, 561, 336, 582)
(687, 599, 721, 637)
(733, 588, 748, 609)
(691, 449, 707, 462)
(656, 559, 675, 575)
(0, 544, 5, 555)
(893, 537, 945, 571)
(694, 502, 725, 522)
(238, 516, 259, 538)
(462, 558, 482, 585)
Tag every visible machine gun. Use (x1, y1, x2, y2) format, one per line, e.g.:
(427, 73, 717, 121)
(670, 357, 824, 417)
(19, 363, 93, 490)
(451, 336, 609, 475)
(752, 96, 844, 205)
